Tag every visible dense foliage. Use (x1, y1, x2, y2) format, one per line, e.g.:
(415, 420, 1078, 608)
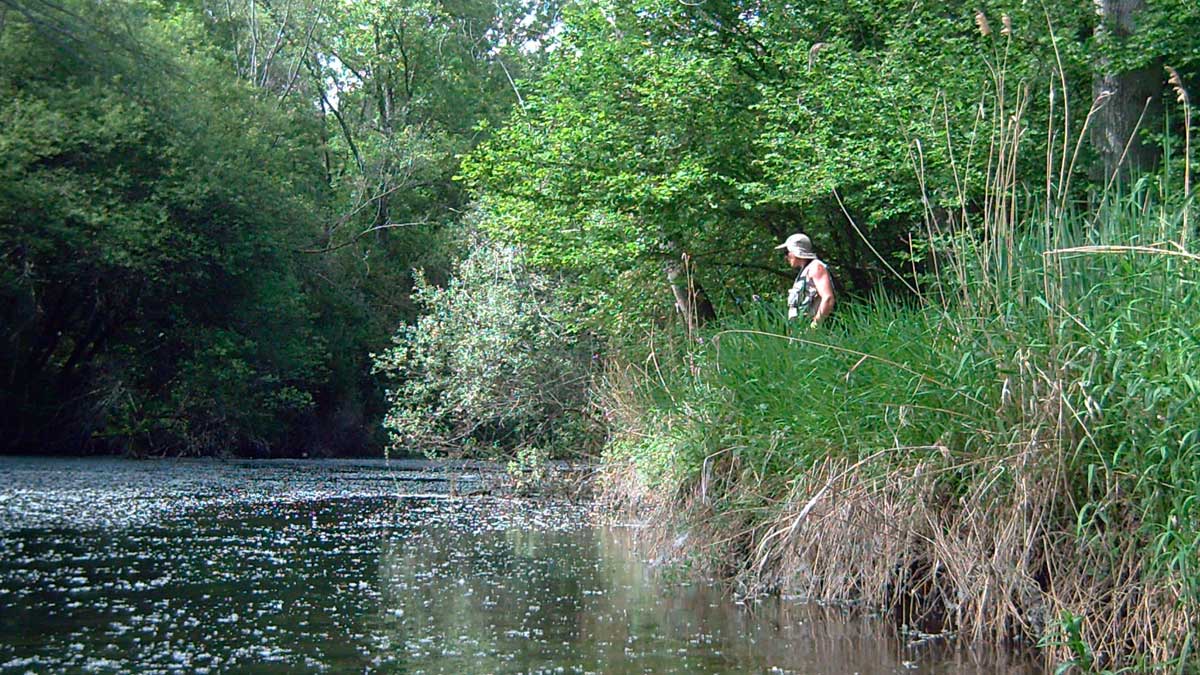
(1, 2, 326, 453)
(0, 0, 553, 454)
(463, 0, 1197, 328)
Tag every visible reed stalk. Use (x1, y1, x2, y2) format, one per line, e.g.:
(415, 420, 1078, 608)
(1167, 67, 1192, 248)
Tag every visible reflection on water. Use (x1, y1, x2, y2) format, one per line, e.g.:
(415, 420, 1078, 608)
(0, 458, 1043, 673)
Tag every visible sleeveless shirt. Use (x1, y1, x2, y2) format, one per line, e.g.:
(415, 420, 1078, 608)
(788, 259, 827, 318)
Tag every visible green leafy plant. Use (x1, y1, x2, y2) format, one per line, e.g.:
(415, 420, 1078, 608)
(373, 225, 599, 460)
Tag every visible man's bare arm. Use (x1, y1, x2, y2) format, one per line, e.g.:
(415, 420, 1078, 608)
(811, 265, 835, 325)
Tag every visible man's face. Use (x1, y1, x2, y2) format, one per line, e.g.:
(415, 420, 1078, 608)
(786, 252, 811, 269)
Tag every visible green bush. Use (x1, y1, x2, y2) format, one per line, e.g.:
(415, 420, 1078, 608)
(373, 229, 599, 458)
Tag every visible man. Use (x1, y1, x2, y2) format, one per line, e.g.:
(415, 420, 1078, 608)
(775, 233, 835, 328)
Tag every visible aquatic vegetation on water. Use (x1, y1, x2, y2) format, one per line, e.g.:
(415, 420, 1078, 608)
(0, 458, 1038, 673)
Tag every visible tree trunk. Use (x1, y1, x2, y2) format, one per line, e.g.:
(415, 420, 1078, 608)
(665, 253, 716, 335)
(1092, 0, 1162, 184)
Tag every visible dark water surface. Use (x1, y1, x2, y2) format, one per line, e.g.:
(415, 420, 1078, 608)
(0, 458, 1042, 674)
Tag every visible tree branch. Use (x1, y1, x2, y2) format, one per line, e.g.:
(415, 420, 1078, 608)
(297, 221, 427, 254)
(307, 57, 365, 176)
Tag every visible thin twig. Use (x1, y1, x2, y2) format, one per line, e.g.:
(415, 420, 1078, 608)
(832, 188, 920, 295)
(298, 221, 427, 254)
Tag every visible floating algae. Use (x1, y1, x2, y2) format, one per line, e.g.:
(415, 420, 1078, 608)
(0, 458, 1041, 673)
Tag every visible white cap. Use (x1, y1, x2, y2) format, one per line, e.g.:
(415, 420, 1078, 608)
(774, 233, 814, 258)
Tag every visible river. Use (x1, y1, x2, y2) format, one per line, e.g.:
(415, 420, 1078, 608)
(0, 457, 1042, 673)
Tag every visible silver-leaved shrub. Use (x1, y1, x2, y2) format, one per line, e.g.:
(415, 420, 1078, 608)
(373, 231, 598, 459)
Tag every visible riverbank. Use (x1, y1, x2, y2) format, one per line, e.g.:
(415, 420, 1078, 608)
(594, 201, 1199, 671)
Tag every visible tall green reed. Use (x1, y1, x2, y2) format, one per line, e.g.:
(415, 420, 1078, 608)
(604, 63, 1198, 667)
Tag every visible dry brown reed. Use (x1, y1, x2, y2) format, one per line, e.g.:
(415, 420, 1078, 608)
(745, 457, 1186, 667)
(974, 10, 991, 38)
(598, 435, 1190, 670)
